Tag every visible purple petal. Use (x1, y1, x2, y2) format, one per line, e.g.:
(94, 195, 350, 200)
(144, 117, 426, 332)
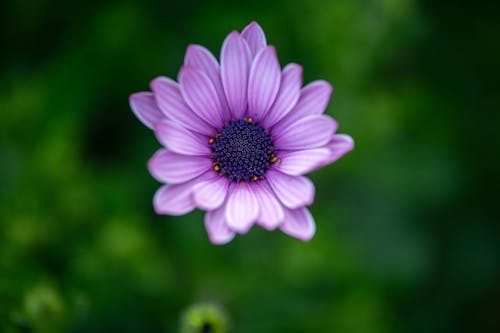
(225, 183, 259, 233)
(179, 67, 224, 128)
(184, 44, 231, 121)
(241, 21, 267, 58)
(154, 119, 211, 156)
(148, 149, 211, 184)
(275, 148, 331, 176)
(248, 46, 281, 120)
(204, 204, 236, 245)
(192, 174, 230, 210)
(153, 182, 197, 216)
(323, 134, 355, 165)
(129, 92, 164, 129)
(293, 80, 333, 115)
(253, 181, 284, 230)
(151, 77, 215, 136)
(265, 169, 315, 209)
(261, 63, 302, 129)
(220, 31, 252, 119)
(280, 207, 316, 241)
(272, 80, 333, 134)
(273, 115, 338, 150)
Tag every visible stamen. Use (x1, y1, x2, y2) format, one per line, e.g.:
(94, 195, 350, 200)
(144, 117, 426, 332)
(270, 154, 280, 163)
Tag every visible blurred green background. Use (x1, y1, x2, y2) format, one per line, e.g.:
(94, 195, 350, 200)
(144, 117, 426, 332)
(1, 0, 499, 332)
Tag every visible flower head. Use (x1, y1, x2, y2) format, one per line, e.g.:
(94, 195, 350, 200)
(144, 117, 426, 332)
(130, 22, 354, 244)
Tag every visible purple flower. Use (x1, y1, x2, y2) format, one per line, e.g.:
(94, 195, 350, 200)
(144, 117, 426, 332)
(129, 22, 354, 244)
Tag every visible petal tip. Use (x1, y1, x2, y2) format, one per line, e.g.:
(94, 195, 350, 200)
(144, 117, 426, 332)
(147, 154, 159, 180)
(342, 134, 355, 150)
(186, 43, 201, 51)
(207, 230, 235, 245)
(129, 91, 164, 129)
(129, 91, 149, 104)
(208, 236, 234, 245)
(280, 208, 316, 241)
(227, 30, 240, 39)
(246, 21, 261, 29)
(312, 80, 333, 95)
(242, 21, 265, 37)
(184, 44, 206, 62)
(285, 62, 303, 72)
(296, 231, 315, 242)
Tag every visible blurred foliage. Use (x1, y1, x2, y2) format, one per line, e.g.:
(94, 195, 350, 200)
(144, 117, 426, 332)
(180, 303, 229, 333)
(1, 0, 499, 332)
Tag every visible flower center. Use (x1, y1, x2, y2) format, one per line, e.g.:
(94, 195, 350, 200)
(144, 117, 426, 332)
(210, 118, 276, 182)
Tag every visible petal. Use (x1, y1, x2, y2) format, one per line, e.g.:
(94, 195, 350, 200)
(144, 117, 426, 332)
(184, 44, 231, 121)
(154, 119, 211, 156)
(323, 134, 355, 165)
(273, 115, 338, 150)
(225, 183, 259, 233)
(280, 207, 316, 241)
(272, 80, 333, 133)
(275, 148, 331, 176)
(261, 63, 302, 129)
(220, 31, 252, 119)
(253, 181, 284, 230)
(192, 175, 230, 210)
(153, 182, 197, 216)
(204, 204, 236, 245)
(129, 92, 164, 129)
(179, 67, 224, 128)
(148, 149, 211, 184)
(265, 169, 315, 209)
(151, 77, 215, 136)
(248, 46, 281, 120)
(241, 21, 267, 58)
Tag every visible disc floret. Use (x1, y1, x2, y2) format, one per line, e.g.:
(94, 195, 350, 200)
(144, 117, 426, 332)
(211, 118, 275, 182)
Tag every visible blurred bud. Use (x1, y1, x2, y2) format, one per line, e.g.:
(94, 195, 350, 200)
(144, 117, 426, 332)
(180, 302, 229, 333)
(23, 284, 66, 333)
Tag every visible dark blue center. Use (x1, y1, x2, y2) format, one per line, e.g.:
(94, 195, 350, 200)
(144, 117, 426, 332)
(211, 119, 274, 182)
